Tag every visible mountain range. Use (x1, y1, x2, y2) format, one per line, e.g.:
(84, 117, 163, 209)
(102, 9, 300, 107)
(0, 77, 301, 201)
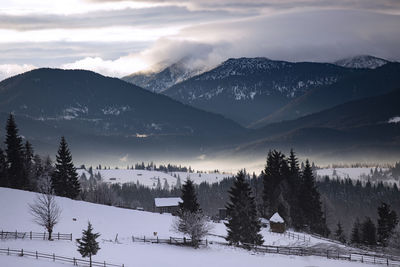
(0, 55, 399, 165)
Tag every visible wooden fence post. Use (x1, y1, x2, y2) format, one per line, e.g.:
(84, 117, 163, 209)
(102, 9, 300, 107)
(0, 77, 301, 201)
(70, 233, 73, 241)
(58, 232, 60, 240)
(157, 236, 159, 243)
(206, 239, 208, 247)
(184, 237, 186, 244)
(53, 253, 55, 261)
(73, 257, 76, 266)
(387, 258, 389, 266)
(7, 247, 9, 256)
(21, 249, 23, 256)
(30, 231, 32, 240)
(132, 236, 134, 242)
(36, 251, 38, 259)
(144, 236, 146, 243)
(43, 232, 46, 240)
(104, 260, 106, 267)
(170, 237, 172, 244)
(15, 230, 17, 239)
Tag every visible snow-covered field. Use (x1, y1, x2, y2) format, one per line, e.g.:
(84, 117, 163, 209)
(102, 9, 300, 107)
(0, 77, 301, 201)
(77, 169, 233, 188)
(0, 187, 376, 267)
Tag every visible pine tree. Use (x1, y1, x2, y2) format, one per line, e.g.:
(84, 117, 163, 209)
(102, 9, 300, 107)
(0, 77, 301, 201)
(77, 222, 100, 267)
(179, 179, 200, 214)
(225, 170, 263, 246)
(176, 175, 182, 189)
(23, 141, 35, 190)
(299, 160, 326, 235)
(5, 114, 28, 189)
(262, 150, 290, 219)
(377, 202, 398, 246)
(361, 217, 377, 246)
(335, 221, 346, 243)
(0, 148, 7, 187)
(51, 137, 80, 198)
(287, 149, 303, 230)
(351, 218, 361, 244)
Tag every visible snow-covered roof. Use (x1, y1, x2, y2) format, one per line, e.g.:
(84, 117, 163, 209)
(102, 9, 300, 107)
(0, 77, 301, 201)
(269, 212, 284, 223)
(154, 197, 182, 207)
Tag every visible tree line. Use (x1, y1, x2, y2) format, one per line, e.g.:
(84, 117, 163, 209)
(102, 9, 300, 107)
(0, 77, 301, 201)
(0, 114, 80, 199)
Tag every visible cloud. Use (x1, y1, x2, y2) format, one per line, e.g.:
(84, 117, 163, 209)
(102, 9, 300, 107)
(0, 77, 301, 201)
(0, 64, 36, 81)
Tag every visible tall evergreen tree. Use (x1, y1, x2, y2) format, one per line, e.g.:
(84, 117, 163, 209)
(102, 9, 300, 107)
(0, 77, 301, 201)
(226, 170, 263, 246)
(51, 137, 80, 198)
(5, 114, 28, 189)
(262, 150, 290, 219)
(299, 160, 326, 235)
(351, 218, 361, 244)
(0, 148, 7, 187)
(179, 179, 200, 214)
(377, 202, 398, 246)
(287, 149, 303, 230)
(23, 141, 35, 190)
(335, 221, 346, 243)
(361, 217, 377, 246)
(77, 222, 100, 267)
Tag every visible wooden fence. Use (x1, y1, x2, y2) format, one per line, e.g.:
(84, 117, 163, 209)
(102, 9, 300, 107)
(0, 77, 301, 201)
(0, 230, 72, 241)
(0, 248, 124, 267)
(131, 235, 400, 266)
(131, 236, 208, 246)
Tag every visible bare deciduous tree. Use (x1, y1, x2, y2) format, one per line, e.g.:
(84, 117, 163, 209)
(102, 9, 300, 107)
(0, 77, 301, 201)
(29, 193, 61, 240)
(173, 211, 213, 248)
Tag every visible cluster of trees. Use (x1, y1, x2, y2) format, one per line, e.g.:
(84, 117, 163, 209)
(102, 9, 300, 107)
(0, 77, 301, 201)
(131, 162, 193, 173)
(345, 203, 398, 247)
(261, 150, 328, 235)
(318, 176, 400, 234)
(0, 114, 80, 199)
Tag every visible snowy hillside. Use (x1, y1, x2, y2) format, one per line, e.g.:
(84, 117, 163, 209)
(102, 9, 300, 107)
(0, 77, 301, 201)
(316, 167, 399, 186)
(77, 169, 233, 188)
(0, 187, 374, 267)
(334, 55, 389, 69)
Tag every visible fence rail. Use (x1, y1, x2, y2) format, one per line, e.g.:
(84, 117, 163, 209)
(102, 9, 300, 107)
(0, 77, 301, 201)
(0, 230, 72, 241)
(131, 235, 400, 267)
(0, 248, 124, 267)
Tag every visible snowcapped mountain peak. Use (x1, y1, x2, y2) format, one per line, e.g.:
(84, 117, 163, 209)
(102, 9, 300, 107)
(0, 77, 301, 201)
(122, 58, 206, 93)
(197, 57, 289, 81)
(334, 55, 390, 69)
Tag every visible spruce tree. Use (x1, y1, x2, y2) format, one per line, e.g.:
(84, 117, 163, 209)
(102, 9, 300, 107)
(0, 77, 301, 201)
(51, 137, 80, 198)
(377, 202, 399, 246)
(262, 150, 290, 219)
(351, 218, 361, 244)
(5, 114, 28, 189)
(23, 141, 35, 190)
(288, 149, 303, 230)
(299, 160, 326, 235)
(77, 222, 100, 267)
(179, 179, 200, 214)
(335, 221, 346, 243)
(361, 217, 377, 246)
(226, 170, 263, 246)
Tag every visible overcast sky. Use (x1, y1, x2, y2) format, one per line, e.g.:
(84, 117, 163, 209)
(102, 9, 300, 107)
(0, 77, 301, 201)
(1, 0, 400, 80)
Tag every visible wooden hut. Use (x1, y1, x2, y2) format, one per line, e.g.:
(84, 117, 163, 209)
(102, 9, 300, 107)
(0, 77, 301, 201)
(269, 212, 285, 233)
(154, 197, 181, 215)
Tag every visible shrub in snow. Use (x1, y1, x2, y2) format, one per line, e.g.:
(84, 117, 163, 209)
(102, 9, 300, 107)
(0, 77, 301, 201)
(173, 210, 213, 248)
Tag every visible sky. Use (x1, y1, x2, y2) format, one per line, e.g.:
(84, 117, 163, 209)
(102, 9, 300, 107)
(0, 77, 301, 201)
(1, 0, 400, 80)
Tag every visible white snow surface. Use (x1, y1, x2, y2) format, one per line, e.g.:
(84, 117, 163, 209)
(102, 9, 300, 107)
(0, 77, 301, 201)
(77, 169, 233, 188)
(0, 187, 374, 267)
(270, 212, 284, 223)
(154, 197, 181, 207)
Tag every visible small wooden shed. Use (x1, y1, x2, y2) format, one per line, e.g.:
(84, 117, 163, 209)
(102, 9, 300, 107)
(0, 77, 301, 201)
(154, 197, 181, 215)
(269, 212, 285, 233)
